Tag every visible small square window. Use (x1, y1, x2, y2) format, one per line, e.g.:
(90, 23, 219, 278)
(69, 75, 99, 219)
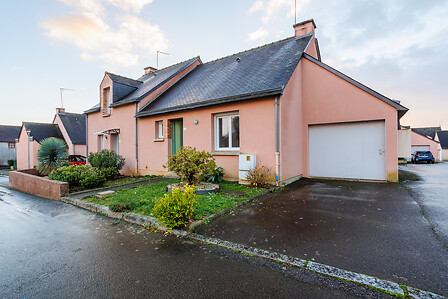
(8, 142, 15, 149)
(215, 112, 239, 151)
(156, 120, 163, 139)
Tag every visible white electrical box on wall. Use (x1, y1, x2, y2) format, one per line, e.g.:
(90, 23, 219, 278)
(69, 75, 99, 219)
(239, 154, 256, 182)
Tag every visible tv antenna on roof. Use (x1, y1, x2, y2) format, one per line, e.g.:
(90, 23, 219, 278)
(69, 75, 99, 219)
(294, 0, 297, 24)
(60, 87, 74, 108)
(156, 50, 169, 69)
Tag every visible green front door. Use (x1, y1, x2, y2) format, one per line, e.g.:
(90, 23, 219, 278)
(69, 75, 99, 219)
(171, 119, 183, 155)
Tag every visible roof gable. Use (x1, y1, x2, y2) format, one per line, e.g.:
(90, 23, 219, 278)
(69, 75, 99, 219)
(23, 122, 64, 143)
(136, 34, 312, 117)
(437, 131, 448, 149)
(57, 113, 86, 144)
(411, 127, 441, 140)
(0, 125, 21, 142)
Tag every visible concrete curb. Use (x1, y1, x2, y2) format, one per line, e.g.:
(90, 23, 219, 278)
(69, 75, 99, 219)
(187, 233, 446, 299)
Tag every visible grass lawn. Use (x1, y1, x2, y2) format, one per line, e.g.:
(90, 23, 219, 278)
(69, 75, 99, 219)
(85, 180, 266, 221)
(69, 175, 157, 193)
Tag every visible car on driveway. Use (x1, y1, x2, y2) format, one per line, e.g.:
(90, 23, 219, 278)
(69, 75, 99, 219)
(69, 155, 87, 165)
(411, 151, 435, 164)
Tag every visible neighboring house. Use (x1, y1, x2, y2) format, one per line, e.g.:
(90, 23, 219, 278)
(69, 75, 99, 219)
(0, 125, 21, 166)
(411, 127, 441, 141)
(86, 19, 408, 182)
(435, 131, 448, 161)
(52, 108, 87, 156)
(410, 129, 440, 161)
(16, 122, 64, 169)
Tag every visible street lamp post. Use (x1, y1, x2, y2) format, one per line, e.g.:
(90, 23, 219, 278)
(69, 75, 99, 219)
(26, 129, 31, 169)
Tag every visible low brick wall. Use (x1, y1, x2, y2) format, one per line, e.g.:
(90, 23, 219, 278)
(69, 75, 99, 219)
(9, 169, 69, 201)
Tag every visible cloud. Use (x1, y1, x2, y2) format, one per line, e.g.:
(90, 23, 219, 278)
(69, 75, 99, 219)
(247, 28, 269, 41)
(59, 0, 153, 13)
(42, 0, 166, 68)
(249, 0, 310, 24)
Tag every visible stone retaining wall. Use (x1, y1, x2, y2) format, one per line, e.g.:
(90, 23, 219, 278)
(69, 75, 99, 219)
(9, 169, 69, 200)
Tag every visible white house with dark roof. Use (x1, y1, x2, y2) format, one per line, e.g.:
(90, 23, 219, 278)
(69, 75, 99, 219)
(0, 125, 21, 166)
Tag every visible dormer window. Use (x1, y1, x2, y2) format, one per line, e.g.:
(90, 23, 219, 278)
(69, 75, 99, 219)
(102, 87, 111, 116)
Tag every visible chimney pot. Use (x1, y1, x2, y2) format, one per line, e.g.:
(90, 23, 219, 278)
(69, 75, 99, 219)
(56, 107, 65, 114)
(144, 66, 157, 75)
(293, 19, 316, 37)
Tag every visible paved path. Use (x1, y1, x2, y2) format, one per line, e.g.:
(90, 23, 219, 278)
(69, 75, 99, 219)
(0, 185, 381, 298)
(197, 165, 448, 296)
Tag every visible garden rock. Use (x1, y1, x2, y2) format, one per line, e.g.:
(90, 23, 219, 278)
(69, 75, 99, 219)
(95, 190, 117, 199)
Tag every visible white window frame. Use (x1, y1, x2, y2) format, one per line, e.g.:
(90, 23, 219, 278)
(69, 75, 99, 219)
(100, 135, 104, 150)
(112, 134, 119, 154)
(214, 112, 240, 151)
(106, 88, 111, 114)
(157, 120, 163, 138)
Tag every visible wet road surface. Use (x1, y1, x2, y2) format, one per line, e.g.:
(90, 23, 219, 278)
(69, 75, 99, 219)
(197, 164, 448, 296)
(0, 183, 383, 298)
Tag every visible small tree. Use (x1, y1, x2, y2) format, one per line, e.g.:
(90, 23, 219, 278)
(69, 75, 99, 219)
(164, 146, 216, 184)
(37, 137, 68, 174)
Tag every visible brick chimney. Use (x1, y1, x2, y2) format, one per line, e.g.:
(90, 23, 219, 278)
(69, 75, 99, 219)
(144, 66, 157, 75)
(293, 19, 316, 37)
(56, 107, 65, 114)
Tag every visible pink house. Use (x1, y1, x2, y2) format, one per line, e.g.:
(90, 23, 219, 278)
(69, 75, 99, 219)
(16, 109, 87, 170)
(86, 19, 408, 183)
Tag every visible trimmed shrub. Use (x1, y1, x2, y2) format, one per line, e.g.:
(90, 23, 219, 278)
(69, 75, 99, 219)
(153, 184, 197, 229)
(98, 167, 118, 180)
(164, 146, 216, 184)
(88, 150, 125, 176)
(49, 165, 105, 188)
(202, 166, 224, 184)
(38, 137, 68, 174)
(246, 165, 273, 188)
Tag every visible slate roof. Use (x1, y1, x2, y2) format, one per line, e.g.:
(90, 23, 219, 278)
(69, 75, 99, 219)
(110, 57, 201, 107)
(85, 103, 100, 114)
(437, 131, 448, 149)
(0, 125, 21, 142)
(22, 122, 64, 143)
(412, 127, 441, 140)
(57, 113, 86, 144)
(136, 34, 313, 117)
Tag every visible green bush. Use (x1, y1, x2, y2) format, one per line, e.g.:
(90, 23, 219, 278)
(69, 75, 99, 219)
(88, 150, 125, 176)
(202, 166, 224, 184)
(153, 184, 197, 229)
(98, 167, 118, 180)
(49, 165, 105, 188)
(38, 137, 68, 174)
(164, 146, 216, 184)
(110, 201, 134, 212)
(246, 165, 273, 188)
(7, 159, 16, 167)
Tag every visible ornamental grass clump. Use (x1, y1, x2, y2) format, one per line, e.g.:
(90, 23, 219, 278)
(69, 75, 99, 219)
(153, 184, 197, 229)
(37, 137, 68, 174)
(164, 146, 216, 185)
(246, 165, 273, 188)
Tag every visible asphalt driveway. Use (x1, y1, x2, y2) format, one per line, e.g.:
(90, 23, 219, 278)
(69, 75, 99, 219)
(196, 164, 448, 296)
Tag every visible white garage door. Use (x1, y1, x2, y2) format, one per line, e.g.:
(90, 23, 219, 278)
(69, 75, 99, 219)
(309, 121, 386, 180)
(411, 145, 430, 153)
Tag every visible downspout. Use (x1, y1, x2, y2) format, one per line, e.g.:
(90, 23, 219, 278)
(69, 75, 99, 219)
(135, 103, 139, 175)
(85, 114, 88, 159)
(275, 97, 280, 186)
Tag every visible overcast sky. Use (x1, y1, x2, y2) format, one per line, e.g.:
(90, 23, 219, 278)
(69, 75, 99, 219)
(0, 0, 447, 128)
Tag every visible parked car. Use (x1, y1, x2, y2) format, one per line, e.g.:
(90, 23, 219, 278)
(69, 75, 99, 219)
(411, 151, 435, 164)
(69, 155, 86, 165)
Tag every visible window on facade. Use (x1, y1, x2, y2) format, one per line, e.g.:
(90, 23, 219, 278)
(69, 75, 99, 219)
(8, 142, 15, 149)
(112, 134, 119, 154)
(102, 87, 111, 115)
(98, 135, 104, 151)
(215, 113, 240, 151)
(156, 120, 163, 139)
